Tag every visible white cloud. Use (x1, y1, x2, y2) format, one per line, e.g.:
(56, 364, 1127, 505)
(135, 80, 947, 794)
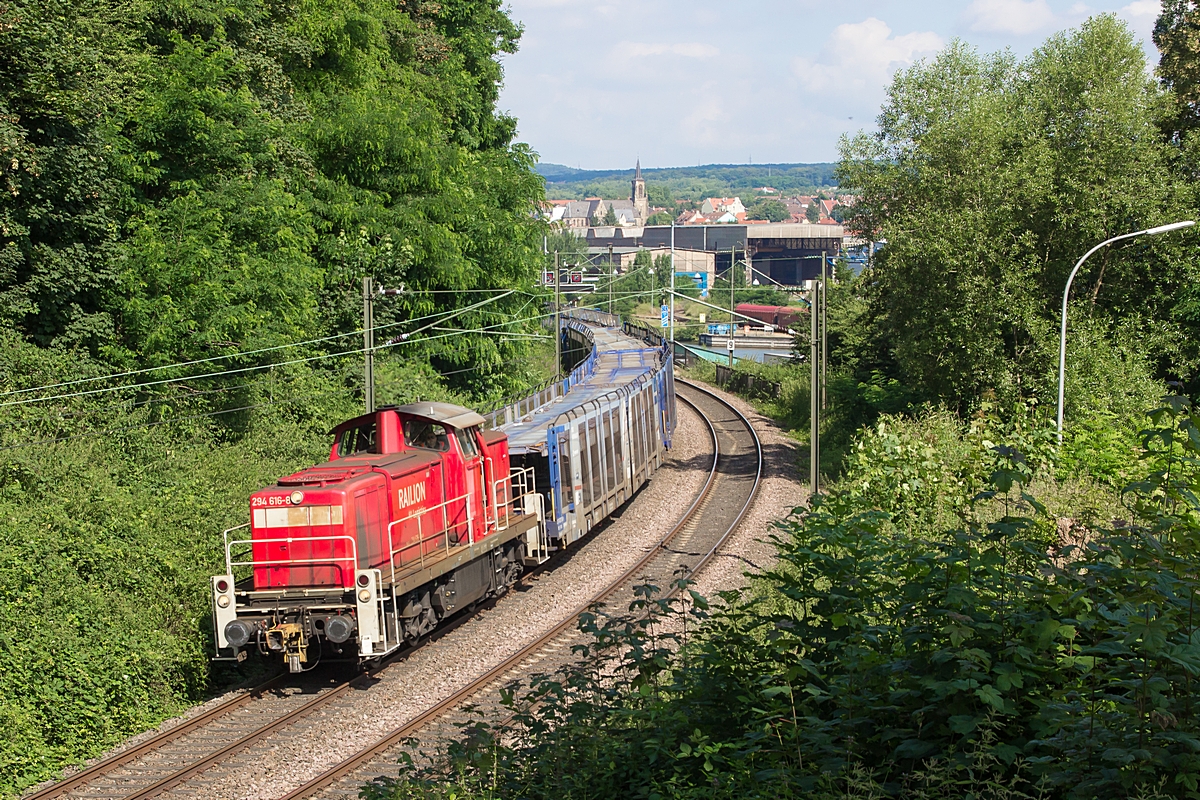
(793, 18, 943, 96)
(963, 0, 1056, 35)
(1121, 0, 1159, 17)
(611, 41, 720, 59)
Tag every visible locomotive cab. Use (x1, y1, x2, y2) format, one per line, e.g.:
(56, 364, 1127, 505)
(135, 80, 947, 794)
(212, 402, 541, 671)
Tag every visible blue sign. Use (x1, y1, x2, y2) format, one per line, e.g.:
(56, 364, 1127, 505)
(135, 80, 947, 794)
(660, 304, 669, 328)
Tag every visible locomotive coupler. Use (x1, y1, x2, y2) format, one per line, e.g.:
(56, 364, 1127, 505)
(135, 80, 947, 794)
(266, 622, 308, 673)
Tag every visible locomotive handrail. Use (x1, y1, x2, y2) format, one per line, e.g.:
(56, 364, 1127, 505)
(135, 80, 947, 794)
(383, 465, 538, 583)
(224, 534, 360, 580)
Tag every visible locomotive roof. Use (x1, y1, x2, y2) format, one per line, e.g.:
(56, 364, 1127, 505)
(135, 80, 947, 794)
(395, 401, 486, 429)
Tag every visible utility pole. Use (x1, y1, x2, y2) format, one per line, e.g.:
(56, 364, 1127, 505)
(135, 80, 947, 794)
(821, 250, 828, 410)
(729, 246, 736, 368)
(810, 279, 820, 494)
(608, 244, 614, 316)
(554, 251, 562, 379)
(363, 276, 374, 414)
(669, 222, 676, 343)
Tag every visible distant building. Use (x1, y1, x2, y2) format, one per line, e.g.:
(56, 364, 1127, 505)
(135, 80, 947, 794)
(701, 196, 746, 216)
(581, 222, 844, 286)
(548, 162, 649, 228)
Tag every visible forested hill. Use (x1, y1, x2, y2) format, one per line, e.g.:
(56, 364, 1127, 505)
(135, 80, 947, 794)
(537, 162, 838, 200)
(0, 1, 546, 795)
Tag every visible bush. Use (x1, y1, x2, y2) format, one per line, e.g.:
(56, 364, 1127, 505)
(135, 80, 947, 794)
(364, 396, 1200, 800)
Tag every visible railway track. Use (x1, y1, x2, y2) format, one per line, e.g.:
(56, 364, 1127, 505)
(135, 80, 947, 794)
(286, 379, 762, 800)
(24, 379, 760, 800)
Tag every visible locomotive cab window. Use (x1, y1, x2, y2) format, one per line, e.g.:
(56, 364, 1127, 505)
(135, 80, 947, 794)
(403, 418, 451, 452)
(337, 421, 378, 457)
(455, 427, 479, 456)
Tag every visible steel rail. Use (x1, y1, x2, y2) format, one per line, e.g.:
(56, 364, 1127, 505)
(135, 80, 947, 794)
(26, 647, 427, 799)
(279, 379, 762, 800)
(24, 381, 758, 800)
(22, 674, 288, 800)
(119, 680, 362, 800)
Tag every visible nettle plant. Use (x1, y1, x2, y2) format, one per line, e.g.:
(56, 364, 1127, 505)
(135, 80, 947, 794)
(753, 398, 1200, 797)
(364, 399, 1200, 800)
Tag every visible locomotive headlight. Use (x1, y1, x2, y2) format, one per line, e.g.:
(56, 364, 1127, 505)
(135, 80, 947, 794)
(289, 490, 304, 505)
(216, 578, 229, 593)
(217, 595, 231, 608)
(358, 589, 372, 603)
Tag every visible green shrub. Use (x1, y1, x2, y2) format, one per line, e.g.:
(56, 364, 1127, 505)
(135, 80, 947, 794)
(364, 396, 1200, 800)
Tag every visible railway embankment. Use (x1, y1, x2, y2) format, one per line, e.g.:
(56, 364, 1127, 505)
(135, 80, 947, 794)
(21, 386, 732, 800)
(347, 376, 1200, 799)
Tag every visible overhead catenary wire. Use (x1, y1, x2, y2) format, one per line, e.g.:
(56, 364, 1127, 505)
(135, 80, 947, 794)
(0, 288, 533, 401)
(0, 292, 524, 409)
(1, 327, 562, 452)
(0, 386, 360, 453)
(5, 349, 556, 451)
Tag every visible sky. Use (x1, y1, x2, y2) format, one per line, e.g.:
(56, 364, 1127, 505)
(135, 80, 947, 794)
(496, 0, 1162, 169)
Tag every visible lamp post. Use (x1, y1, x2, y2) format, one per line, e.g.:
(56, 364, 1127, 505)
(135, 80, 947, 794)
(554, 251, 561, 380)
(1056, 220, 1194, 444)
(729, 247, 736, 368)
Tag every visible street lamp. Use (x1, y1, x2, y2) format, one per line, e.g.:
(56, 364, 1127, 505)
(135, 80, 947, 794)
(1056, 220, 1195, 443)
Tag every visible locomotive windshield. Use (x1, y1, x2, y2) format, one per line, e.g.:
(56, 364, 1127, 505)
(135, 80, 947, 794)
(403, 419, 451, 452)
(336, 421, 378, 457)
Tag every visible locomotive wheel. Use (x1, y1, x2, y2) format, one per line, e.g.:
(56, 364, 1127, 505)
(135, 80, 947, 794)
(403, 604, 438, 644)
(493, 548, 523, 597)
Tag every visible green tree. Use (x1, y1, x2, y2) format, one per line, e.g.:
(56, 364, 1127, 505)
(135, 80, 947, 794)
(545, 227, 589, 267)
(1155, 0, 1200, 134)
(0, 0, 142, 352)
(645, 210, 673, 225)
(646, 182, 673, 207)
(747, 198, 789, 222)
(602, 204, 618, 226)
(805, 200, 820, 223)
(838, 17, 1193, 421)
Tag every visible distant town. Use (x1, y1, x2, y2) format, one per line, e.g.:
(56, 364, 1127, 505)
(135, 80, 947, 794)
(539, 161, 863, 288)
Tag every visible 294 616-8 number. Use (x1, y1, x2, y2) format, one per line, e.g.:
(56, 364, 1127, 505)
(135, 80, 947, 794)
(251, 495, 292, 508)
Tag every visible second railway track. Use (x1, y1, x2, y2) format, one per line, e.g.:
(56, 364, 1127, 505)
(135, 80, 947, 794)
(25, 378, 761, 800)
(285, 378, 762, 800)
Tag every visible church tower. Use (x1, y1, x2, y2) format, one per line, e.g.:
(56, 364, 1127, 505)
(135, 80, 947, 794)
(631, 160, 649, 222)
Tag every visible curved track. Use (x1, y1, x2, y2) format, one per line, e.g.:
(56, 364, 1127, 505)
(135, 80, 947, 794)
(24, 379, 760, 800)
(284, 379, 762, 800)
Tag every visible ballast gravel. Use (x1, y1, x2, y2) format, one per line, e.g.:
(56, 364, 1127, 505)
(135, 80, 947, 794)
(54, 379, 808, 800)
(683, 380, 806, 601)
(180, 400, 715, 800)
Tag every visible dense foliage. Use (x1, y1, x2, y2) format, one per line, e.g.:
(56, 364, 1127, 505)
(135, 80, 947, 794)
(366, 395, 1200, 799)
(836, 16, 1196, 444)
(0, 0, 547, 794)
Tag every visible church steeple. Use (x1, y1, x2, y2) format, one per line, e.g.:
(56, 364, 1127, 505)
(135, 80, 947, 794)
(631, 159, 648, 222)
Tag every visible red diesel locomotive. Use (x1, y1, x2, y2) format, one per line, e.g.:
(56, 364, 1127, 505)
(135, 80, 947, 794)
(211, 402, 543, 671)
